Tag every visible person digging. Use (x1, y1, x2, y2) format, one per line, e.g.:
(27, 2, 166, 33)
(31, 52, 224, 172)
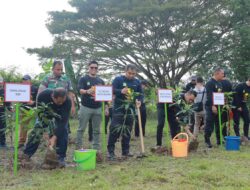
(19, 88, 71, 170)
(152, 90, 198, 154)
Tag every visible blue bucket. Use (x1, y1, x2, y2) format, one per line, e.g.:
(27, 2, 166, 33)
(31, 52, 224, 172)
(225, 136, 240, 151)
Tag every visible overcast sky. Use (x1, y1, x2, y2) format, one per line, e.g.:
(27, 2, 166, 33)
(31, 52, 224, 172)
(0, 0, 74, 77)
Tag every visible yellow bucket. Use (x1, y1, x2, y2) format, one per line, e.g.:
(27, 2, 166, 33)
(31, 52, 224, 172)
(171, 133, 189, 158)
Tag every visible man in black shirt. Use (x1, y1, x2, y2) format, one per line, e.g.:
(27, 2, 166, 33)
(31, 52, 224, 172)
(232, 77, 250, 139)
(76, 61, 105, 161)
(154, 90, 197, 151)
(204, 68, 225, 148)
(21, 88, 71, 167)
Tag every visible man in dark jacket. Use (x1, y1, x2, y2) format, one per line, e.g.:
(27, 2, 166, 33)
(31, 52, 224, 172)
(153, 90, 197, 151)
(21, 88, 71, 168)
(204, 68, 225, 148)
(232, 77, 250, 140)
(107, 64, 142, 160)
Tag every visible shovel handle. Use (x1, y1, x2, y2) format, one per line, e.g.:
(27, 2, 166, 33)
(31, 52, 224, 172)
(137, 106, 145, 153)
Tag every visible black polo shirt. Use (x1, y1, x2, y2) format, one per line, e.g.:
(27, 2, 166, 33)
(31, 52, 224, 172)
(78, 75, 104, 108)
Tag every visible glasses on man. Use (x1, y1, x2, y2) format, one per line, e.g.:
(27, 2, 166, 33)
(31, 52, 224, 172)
(90, 67, 98, 70)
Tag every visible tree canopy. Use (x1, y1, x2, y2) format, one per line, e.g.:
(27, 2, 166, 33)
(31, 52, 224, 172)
(27, 0, 250, 86)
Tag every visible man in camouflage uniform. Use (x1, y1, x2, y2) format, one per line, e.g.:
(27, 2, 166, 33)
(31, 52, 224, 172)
(37, 60, 75, 153)
(38, 60, 75, 117)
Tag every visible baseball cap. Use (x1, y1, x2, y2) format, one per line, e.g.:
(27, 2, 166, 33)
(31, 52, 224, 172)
(191, 76, 197, 81)
(22, 74, 31, 80)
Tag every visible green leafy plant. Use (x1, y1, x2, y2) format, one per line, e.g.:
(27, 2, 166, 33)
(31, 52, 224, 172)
(168, 86, 194, 126)
(222, 92, 235, 112)
(112, 88, 140, 137)
(2, 103, 61, 146)
(35, 59, 53, 81)
(22, 102, 61, 135)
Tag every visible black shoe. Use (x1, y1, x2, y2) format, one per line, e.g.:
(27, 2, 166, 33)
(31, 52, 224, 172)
(206, 142, 212, 148)
(122, 152, 133, 158)
(205, 137, 212, 148)
(108, 152, 116, 161)
(205, 136, 213, 148)
(58, 157, 66, 168)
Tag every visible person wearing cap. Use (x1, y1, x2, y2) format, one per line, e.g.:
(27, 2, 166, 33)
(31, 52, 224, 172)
(20, 88, 71, 168)
(184, 76, 197, 133)
(18, 75, 38, 148)
(152, 90, 197, 153)
(0, 76, 13, 148)
(134, 80, 148, 137)
(185, 76, 197, 92)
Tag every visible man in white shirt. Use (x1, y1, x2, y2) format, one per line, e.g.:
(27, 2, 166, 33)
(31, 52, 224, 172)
(193, 76, 206, 139)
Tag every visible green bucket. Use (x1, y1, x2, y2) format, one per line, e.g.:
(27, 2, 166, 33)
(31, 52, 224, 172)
(73, 149, 97, 171)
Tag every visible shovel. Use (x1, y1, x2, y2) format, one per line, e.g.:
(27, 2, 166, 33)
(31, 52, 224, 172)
(136, 106, 147, 158)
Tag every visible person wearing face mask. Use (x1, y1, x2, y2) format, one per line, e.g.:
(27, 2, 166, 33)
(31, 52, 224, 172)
(76, 60, 105, 162)
(232, 77, 250, 142)
(107, 64, 142, 161)
(20, 88, 71, 168)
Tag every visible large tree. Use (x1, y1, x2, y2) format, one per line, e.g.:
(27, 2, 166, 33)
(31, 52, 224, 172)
(28, 0, 246, 86)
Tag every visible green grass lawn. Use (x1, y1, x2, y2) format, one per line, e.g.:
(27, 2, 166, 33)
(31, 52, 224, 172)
(1, 119, 250, 190)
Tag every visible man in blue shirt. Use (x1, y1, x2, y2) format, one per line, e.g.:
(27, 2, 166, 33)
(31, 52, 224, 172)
(107, 64, 142, 160)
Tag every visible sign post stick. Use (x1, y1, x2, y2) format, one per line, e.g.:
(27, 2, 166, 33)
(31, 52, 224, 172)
(4, 83, 31, 175)
(94, 85, 113, 161)
(218, 105, 223, 146)
(101, 102, 106, 159)
(164, 103, 170, 149)
(14, 103, 20, 175)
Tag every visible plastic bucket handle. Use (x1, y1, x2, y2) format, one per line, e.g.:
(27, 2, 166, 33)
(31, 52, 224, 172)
(172, 132, 189, 142)
(73, 152, 95, 164)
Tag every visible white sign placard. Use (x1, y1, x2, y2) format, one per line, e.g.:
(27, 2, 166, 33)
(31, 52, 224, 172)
(213, 92, 225, 105)
(95, 85, 113, 102)
(5, 83, 31, 102)
(158, 89, 173, 103)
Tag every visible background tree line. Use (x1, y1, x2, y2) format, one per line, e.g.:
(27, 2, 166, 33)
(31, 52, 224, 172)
(27, 0, 250, 88)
